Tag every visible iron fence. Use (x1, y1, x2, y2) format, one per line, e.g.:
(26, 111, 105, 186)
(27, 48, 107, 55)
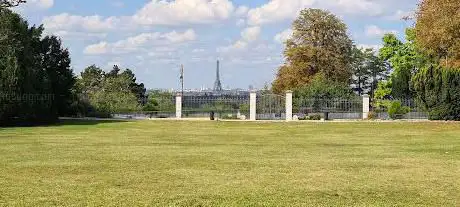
(372, 99, 428, 120)
(182, 95, 250, 119)
(256, 94, 285, 120)
(293, 98, 363, 120)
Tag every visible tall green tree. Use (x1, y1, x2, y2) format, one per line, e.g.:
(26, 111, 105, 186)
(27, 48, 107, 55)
(107, 65, 146, 105)
(77, 65, 145, 117)
(120, 69, 147, 105)
(351, 47, 388, 96)
(0, 9, 75, 124)
(79, 65, 104, 94)
(379, 29, 426, 99)
(272, 9, 354, 93)
(39, 36, 76, 116)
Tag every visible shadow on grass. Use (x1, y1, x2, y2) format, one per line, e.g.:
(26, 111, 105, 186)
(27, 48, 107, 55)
(55, 119, 129, 126)
(0, 119, 129, 128)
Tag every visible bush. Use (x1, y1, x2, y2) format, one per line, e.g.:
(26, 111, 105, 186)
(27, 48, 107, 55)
(388, 101, 410, 119)
(308, 114, 322, 120)
(413, 65, 460, 120)
(367, 111, 378, 120)
(221, 114, 238, 120)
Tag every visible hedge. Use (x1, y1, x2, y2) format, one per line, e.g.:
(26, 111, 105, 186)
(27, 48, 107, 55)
(412, 65, 460, 120)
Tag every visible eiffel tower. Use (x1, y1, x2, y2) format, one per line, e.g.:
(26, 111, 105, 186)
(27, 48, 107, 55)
(213, 60, 223, 91)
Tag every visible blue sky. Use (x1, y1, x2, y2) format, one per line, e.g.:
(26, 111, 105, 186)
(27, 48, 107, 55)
(16, 0, 418, 90)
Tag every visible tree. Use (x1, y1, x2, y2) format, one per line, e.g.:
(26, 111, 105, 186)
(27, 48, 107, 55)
(351, 47, 388, 96)
(379, 29, 426, 99)
(106, 65, 121, 78)
(106, 65, 146, 105)
(77, 65, 144, 117)
(144, 90, 175, 113)
(39, 36, 76, 116)
(415, 0, 460, 67)
(0, 9, 75, 124)
(0, 0, 25, 8)
(272, 9, 354, 93)
(79, 65, 104, 94)
(120, 69, 147, 105)
(294, 73, 356, 100)
(413, 65, 460, 120)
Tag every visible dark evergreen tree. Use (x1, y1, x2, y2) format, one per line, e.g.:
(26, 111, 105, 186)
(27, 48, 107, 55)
(0, 9, 75, 125)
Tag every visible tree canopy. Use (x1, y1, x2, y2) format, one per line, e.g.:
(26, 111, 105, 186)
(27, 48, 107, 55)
(415, 0, 460, 67)
(0, 9, 75, 124)
(351, 47, 388, 97)
(378, 29, 428, 99)
(0, 0, 25, 8)
(76, 65, 146, 118)
(272, 9, 354, 93)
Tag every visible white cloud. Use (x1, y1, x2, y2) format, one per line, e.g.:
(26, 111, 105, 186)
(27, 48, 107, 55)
(235, 6, 249, 17)
(132, 0, 235, 25)
(274, 29, 293, 44)
(365, 25, 398, 37)
(84, 29, 196, 55)
(84, 42, 109, 55)
(317, 0, 384, 17)
(49, 31, 108, 40)
(247, 0, 315, 25)
(218, 26, 261, 53)
(218, 40, 248, 53)
(42, 13, 120, 33)
(41, 0, 235, 38)
(241, 26, 261, 42)
(246, 0, 390, 26)
(236, 19, 245, 27)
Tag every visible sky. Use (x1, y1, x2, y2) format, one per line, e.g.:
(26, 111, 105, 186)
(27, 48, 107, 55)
(14, 0, 418, 90)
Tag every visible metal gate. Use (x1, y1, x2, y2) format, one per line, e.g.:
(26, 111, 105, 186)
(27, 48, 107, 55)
(256, 94, 285, 120)
(182, 95, 250, 119)
(293, 98, 363, 120)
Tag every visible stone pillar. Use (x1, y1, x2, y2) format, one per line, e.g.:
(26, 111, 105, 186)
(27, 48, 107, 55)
(250, 91, 257, 121)
(176, 93, 182, 119)
(362, 94, 370, 120)
(286, 90, 293, 121)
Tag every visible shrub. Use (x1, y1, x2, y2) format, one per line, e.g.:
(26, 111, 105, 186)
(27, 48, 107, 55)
(367, 111, 378, 120)
(388, 101, 410, 119)
(221, 114, 239, 120)
(412, 65, 460, 120)
(308, 114, 322, 120)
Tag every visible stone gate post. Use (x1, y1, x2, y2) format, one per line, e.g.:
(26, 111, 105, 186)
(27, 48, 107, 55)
(286, 90, 293, 121)
(176, 93, 182, 119)
(250, 91, 257, 121)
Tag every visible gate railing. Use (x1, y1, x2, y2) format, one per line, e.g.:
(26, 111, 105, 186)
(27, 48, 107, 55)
(372, 98, 428, 120)
(171, 91, 371, 121)
(181, 95, 250, 119)
(293, 98, 363, 120)
(114, 92, 428, 121)
(256, 94, 286, 120)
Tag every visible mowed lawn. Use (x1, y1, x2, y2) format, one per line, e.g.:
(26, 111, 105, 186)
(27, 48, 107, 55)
(0, 121, 459, 206)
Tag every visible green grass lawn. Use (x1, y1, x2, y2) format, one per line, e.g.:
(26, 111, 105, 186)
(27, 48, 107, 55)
(0, 120, 459, 206)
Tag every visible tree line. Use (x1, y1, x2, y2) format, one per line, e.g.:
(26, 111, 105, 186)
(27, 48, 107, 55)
(272, 0, 460, 120)
(0, 6, 170, 125)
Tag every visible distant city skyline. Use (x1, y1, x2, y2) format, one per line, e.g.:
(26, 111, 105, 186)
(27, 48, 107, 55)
(15, 0, 417, 90)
